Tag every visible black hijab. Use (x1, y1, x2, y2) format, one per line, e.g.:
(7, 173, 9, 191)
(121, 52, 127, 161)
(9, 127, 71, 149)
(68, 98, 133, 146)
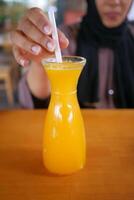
(76, 0, 134, 108)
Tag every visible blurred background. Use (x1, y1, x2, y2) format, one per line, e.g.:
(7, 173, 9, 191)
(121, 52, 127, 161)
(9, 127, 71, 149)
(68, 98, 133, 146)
(0, 0, 134, 110)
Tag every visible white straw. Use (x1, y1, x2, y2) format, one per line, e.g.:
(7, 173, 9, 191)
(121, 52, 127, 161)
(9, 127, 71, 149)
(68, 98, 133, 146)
(48, 6, 62, 63)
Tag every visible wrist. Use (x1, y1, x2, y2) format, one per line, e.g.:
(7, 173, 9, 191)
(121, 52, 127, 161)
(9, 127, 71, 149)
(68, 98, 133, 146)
(26, 61, 51, 99)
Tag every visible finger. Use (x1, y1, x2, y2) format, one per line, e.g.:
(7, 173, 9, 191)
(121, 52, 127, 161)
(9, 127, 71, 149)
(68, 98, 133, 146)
(58, 29, 69, 49)
(11, 30, 42, 55)
(26, 7, 52, 35)
(12, 45, 30, 67)
(18, 19, 55, 52)
(13, 44, 55, 66)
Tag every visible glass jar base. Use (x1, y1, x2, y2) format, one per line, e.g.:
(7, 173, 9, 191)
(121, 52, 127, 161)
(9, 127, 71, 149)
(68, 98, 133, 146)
(43, 163, 85, 176)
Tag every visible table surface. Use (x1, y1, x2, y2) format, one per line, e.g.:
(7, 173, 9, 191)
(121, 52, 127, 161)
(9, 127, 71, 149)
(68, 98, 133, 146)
(0, 109, 134, 200)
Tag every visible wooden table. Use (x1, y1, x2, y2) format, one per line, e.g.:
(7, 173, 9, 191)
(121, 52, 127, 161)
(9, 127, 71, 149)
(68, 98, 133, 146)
(0, 110, 134, 200)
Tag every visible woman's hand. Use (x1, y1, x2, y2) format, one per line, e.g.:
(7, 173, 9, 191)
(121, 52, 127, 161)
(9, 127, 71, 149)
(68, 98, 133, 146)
(10, 7, 69, 67)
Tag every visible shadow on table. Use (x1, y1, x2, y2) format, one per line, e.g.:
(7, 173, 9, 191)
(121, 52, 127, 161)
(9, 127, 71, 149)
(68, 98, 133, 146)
(0, 147, 58, 177)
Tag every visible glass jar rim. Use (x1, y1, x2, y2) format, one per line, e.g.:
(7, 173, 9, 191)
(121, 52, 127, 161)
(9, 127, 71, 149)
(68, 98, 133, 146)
(42, 56, 86, 70)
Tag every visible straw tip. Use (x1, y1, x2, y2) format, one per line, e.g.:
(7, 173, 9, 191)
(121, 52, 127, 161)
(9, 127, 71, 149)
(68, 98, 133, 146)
(48, 6, 57, 13)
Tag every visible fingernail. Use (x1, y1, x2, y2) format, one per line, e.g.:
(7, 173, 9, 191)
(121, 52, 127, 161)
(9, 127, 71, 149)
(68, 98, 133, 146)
(44, 25, 51, 35)
(60, 35, 69, 44)
(20, 59, 25, 66)
(46, 42, 55, 52)
(20, 59, 30, 67)
(31, 45, 41, 55)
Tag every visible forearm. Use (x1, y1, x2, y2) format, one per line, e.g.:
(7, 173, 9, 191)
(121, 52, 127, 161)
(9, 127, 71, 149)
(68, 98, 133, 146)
(27, 61, 51, 99)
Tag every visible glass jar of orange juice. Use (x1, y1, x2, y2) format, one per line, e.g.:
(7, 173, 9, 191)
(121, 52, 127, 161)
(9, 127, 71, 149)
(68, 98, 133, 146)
(42, 56, 86, 175)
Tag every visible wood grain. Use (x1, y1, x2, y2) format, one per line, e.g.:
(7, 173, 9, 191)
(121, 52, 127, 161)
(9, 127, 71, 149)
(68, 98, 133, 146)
(0, 109, 134, 200)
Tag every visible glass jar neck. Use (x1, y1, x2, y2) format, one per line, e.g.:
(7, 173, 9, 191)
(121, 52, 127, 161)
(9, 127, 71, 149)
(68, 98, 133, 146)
(47, 68, 82, 96)
(52, 90, 77, 96)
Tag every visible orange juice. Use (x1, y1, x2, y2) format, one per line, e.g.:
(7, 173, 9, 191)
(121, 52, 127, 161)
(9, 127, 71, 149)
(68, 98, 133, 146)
(42, 56, 86, 175)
